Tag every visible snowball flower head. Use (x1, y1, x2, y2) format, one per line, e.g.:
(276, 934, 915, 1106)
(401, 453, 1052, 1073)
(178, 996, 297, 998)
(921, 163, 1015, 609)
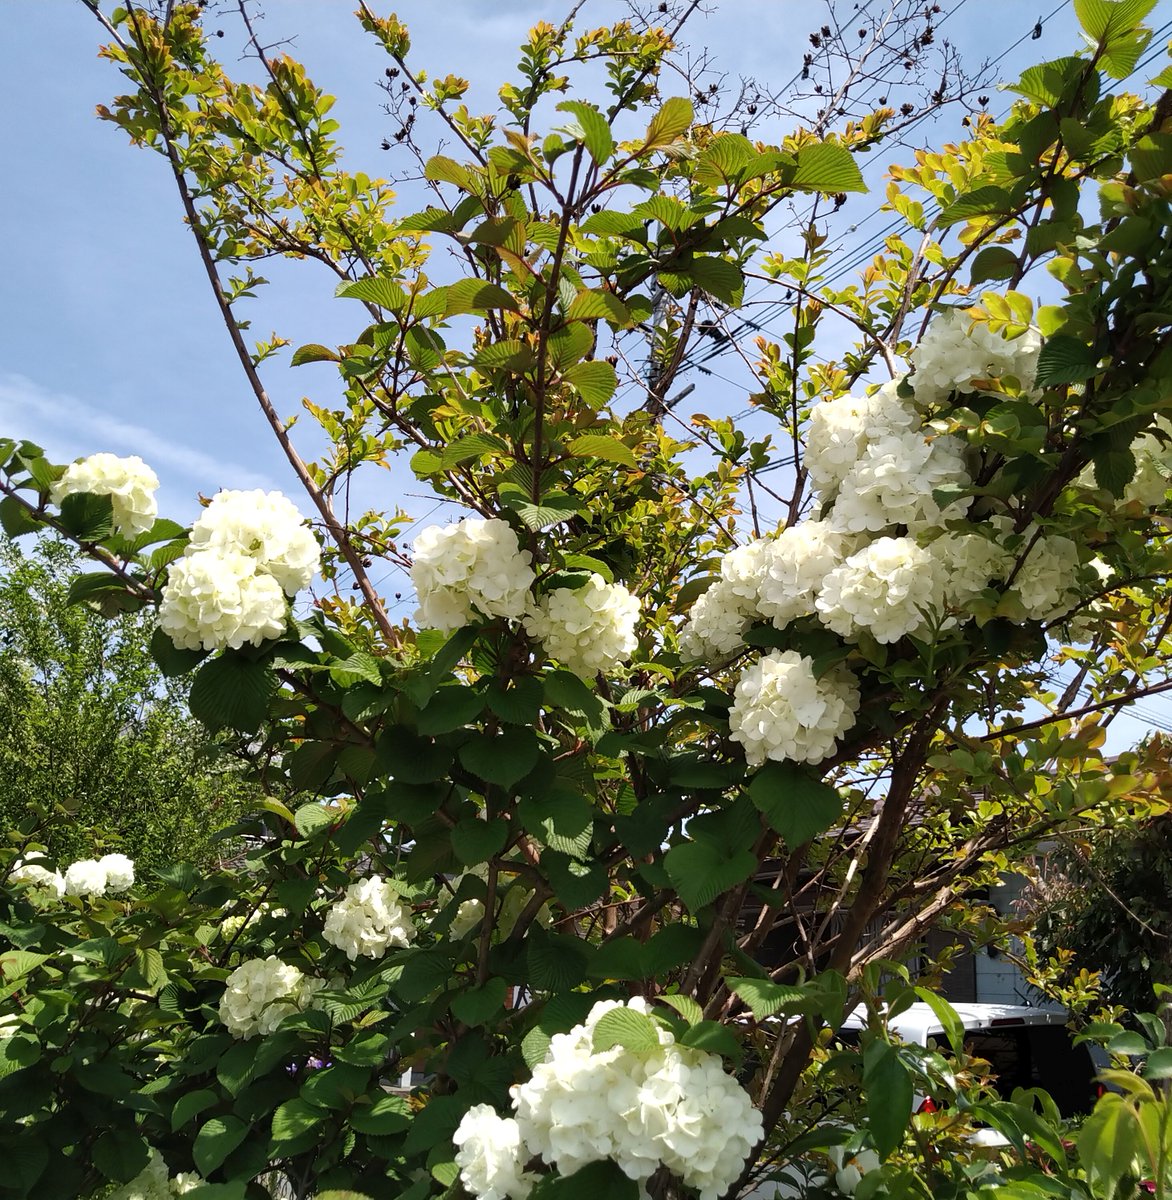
(50, 453, 159, 539)
(729, 650, 860, 767)
(218, 955, 318, 1039)
(1009, 528, 1082, 622)
(816, 536, 947, 643)
(757, 520, 854, 629)
(64, 859, 108, 898)
(910, 309, 1042, 403)
(107, 1149, 202, 1200)
(930, 523, 1014, 610)
(159, 550, 287, 651)
(507, 998, 762, 1200)
(322, 875, 416, 961)
(189, 489, 321, 596)
(805, 385, 920, 495)
(1123, 420, 1172, 506)
(679, 577, 756, 661)
(99, 853, 135, 894)
(449, 897, 486, 940)
(412, 517, 535, 632)
(526, 574, 640, 677)
(453, 1105, 537, 1200)
(828, 430, 971, 533)
(9, 855, 65, 898)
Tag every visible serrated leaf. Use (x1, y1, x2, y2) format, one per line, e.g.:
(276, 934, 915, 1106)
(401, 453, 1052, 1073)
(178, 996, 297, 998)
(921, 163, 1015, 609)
(450, 817, 510, 866)
(336, 276, 408, 312)
(567, 434, 637, 468)
(424, 155, 474, 188)
(501, 491, 582, 531)
(458, 728, 541, 789)
(0, 495, 41, 538)
(172, 1088, 218, 1132)
(656, 994, 704, 1025)
(1074, 0, 1156, 42)
(591, 1006, 661, 1054)
(291, 343, 340, 366)
(565, 290, 631, 325)
(518, 789, 593, 858)
(938, 186, 1014, 227)
(443, 279, 520, 316)
(66, 572, 132, 607)
(93, 1130, 150, 1183)
(349, 1094, 411, 1136)
(193, 1116, 248, 1176)
(1034, 334, 1100, 386)
(556, 100, 615, 163)
(644, 96, 693, 148)
(439, 432, 508, 470)
(970, 246, 1020, 284)
(189, 654, 280, 733)
(450, 977, 508, 1026)
(748, 760, 842, 846)
(727, 976, 808, 1020)
(1094, 448, 1136, 497)
(792, 142, 866, 193)
(58, 491, 115, 541)
(562, 361, 618, 408)
(417, 684, 485, 735)
(687, 256, 743, 304)
(663, 841, 756, 912)
(272, 1098, 326, 1144)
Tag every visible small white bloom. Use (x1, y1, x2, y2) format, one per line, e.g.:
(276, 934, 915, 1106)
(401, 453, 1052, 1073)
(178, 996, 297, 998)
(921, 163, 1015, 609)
(526, 574, 640, 677)
(929, 523, 1015, 610)
(1008, 528, 1082, 622)
(98, 853, 135, 894)
(159, 550, 287, 652)
(50, 453, 159, 539)
(816, 536, 947, 644)
(9, 855, 65, 898)
(729, 650, 860, 767)
(828, 1146, 881, 1196)
(828, 429, 971, 534)
(412, 517, 535, 632)
(757, 521, 854, 629)
(64, 859, 108, 898)
(170, 1175, 204, 1196)
(449, 898, 486, 939)
(805, 384, 920, 496)
(910, 309, 1042, 403)
(189, 489, 321, 596)
(679, 578, 756, 661)
(322, 876, 416, 961)
(453, 1105, 537, 1200)
(218, 955, 319, 1039)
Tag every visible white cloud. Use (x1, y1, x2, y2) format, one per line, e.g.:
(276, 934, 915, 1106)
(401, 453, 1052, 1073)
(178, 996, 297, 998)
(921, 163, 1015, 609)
(0, 372, 277, 496)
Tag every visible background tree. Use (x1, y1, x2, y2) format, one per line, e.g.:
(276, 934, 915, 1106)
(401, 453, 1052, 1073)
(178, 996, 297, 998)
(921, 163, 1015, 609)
(0, 534, 257, 872)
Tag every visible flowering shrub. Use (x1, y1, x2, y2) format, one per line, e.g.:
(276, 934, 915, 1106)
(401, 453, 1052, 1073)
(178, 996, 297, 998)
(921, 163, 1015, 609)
(49, 453, 159, 539)
(2, 3, 1172, 1199)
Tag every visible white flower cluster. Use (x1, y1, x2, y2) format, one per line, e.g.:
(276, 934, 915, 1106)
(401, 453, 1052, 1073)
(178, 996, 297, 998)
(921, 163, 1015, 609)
(8, 854, 65, 898)
(805, 383, 920, 495)
(412, 517, 535, 632)
(1076, 417, 1172, 508)
(50, 453, 159, 539)
(454, 999, 763, 1200)
(526, 574, 641, 678)
(218, 954, 324, 1039)
(729, 651, 860, 767)
(909, 309, 1042, 403)
(58, 852, 135, 899)
(159, 490, 319, 652)
(108, 1150, 202, 1200)
(322, 875, 416, 961)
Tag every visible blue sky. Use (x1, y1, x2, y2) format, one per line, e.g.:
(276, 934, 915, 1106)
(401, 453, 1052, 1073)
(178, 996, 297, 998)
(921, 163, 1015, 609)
(4, 0, 1171, 744)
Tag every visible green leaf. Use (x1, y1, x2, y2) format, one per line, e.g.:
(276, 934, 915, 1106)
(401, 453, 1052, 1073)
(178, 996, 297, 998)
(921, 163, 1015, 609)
(863, 1041, 914, 1158)
(416, 684, 485, 735)
(686, 256, 743, 304)
(591, 1006, 661, 1054)
(565, 290, 631, 325)
(459, 728, 541, 789)
(664, 841, 756, 912)
(527, 928, 590, 991)
(57, 491, 115, 541)
(1074, 0, 1156, 43)
(1130, 132, 1172, 182)
(970, 246, 1020, 284)
(1034, 334, 1100, 387)
(727, 977, 808, 1020)
(193, 1115, 249, 1176)
(93, 1129, 150, 1182)
(1143, 1047, 1172, 1079)
(518, 789, 594, 858)
(172, 1088, 219, 1132)
(644, 96, 693, 148)
(748, 760, 842, 847)
(938, 186, 1014, 227)
(440, 432, 509, 469)
(656, 994, 704, 1025)
(291, 343, 340, 366)
(451, 977, 508, 1026)
(348, 1094, 411, 1136)
(443, 279, 520, 316)
(792, 142, 866, 193)
(680, 1020, 742, 1060)
(500, 489, 582, 531)
(189, 654, 280, 733)
(336, 276, 408, 312)
(556, 100, 615, 163)
(563, 361, 618, 408)
(272, 1098, 326, 1144)
(0, 495, 41, 538)
(567, 434, 637, 468)
(424, 154, 473, 188)
(450, 817, 510, 866)
(1079, 1093, 1143, 1196)
(294, 801, 333, 838)
(912, 988, 965, 1055)
(530, 1160, 640, 1200)
(1094, 448, 1136, 496)
(66, 572, 132, 607)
